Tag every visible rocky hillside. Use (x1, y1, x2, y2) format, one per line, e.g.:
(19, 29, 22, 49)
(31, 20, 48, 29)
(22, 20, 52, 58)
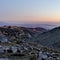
(35, 27, 60, 51)
(0, 26, 47, 42)
(0, 26, 31, 42)
(0, 26, 60, 59)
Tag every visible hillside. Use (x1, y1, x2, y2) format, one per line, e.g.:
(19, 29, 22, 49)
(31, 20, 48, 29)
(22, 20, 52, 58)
(35, 27, 60, 51)
(0, 26, 47, 42)
(0, 26, 60, 59)
(27, 27, 47, 37)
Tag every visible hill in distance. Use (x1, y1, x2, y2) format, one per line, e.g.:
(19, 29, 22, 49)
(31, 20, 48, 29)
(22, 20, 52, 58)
(35, 26, 60, 51)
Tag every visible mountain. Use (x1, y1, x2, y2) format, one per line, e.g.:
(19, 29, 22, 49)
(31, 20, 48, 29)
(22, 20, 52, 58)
(0, 21, 58, 29)
(0, 22, 8, 26)
(0, 26, 32, 41)
(0, 22, 15, 26)
(35, 27, 60, 51)
(27, 27, 47, 37)
(0, 26, 60, 58)
(0, 26, 47, 42)
(18, 24, 57, 29)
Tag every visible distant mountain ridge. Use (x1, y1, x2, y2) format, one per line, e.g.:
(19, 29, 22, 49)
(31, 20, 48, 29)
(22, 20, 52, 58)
(0, 21, 58, 29)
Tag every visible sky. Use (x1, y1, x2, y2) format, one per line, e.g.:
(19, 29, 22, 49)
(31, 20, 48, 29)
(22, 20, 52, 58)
(0, 0, 60, 24)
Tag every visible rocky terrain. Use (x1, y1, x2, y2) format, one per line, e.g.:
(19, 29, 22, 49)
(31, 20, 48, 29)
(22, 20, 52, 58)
(0, 26, 60, 60)
(0, 26, 47, 55)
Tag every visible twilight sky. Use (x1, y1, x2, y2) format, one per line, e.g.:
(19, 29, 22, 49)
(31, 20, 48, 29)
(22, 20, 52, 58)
(0, 0, 60, 24)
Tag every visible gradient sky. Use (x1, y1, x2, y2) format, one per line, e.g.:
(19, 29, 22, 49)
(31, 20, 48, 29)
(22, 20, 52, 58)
(0, 0, 60, 23)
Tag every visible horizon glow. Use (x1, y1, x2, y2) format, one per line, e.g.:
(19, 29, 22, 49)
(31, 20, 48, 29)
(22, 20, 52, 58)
(0, 0, 60, 23)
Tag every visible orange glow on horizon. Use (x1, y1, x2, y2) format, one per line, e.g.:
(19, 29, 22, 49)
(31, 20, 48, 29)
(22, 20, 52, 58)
(1, 14, 60, 23)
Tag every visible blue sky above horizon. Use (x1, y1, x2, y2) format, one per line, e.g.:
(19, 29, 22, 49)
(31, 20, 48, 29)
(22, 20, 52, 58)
(0, 0, 60, 24)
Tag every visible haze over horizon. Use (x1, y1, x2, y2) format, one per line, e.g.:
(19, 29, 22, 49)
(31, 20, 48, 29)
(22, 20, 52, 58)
(0, 0, 60, 24)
